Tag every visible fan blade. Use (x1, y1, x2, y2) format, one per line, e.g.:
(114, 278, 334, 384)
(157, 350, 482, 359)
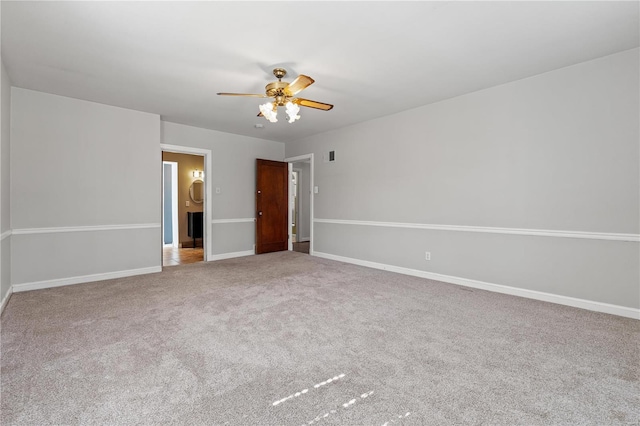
(294, 98, 334, 111)
(217, 92, 268, 98)
(284, 75, 314, 96)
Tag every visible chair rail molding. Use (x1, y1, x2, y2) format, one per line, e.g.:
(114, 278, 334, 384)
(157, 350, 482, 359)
(12, 223, 161, 235)
(211, 218, 256, 224)
(314, 218, 640, 242)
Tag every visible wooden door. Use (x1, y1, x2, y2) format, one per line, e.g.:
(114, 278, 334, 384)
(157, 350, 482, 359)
(256, 159, 288, 254)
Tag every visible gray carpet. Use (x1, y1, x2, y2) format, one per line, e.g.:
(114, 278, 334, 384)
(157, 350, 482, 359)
(1, 251, 639, 425)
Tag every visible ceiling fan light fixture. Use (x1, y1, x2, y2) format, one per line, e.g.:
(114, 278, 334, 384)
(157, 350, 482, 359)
(259, 102, 278, 123)
(286, 101, 301, 123)
(218, 68, 333, 124)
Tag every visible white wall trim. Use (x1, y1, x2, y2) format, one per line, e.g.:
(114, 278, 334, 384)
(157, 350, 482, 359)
(160, 143, 212, 156)
(1, 285, 12, 315)
(208, 250, 254, 261)
(292, 167, 303, 248)
(314, 218, 640, 242)
(313, 251, 640, 320)
(211, 218, 256, 224)
(162, 160, 179, 248)
(286, 153, 314, 255)
(12, 266, 162, 293)
(1, 230, 11, 241)
(12, 223, 161, 235)
(287, 162, 294, 251)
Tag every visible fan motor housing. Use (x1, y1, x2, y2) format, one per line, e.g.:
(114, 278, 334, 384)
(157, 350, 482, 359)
(265, 81, 288, 98)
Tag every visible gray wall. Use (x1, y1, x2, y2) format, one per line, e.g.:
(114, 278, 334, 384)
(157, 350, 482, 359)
(11, 88, 161, 286)
(286, 48, 640, 309)
(161, 121, 284, 255)
(1, 60, 11, 303)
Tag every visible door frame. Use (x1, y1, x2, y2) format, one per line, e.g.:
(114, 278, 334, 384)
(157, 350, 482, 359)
(160, 144, 212, 262)
(285, 153, 314, 255)
(292, 167, 302, 242)
(162, 161, 179, 248)
(287, 162, 293, 251)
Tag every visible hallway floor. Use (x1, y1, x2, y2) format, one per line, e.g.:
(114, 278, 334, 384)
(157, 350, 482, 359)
(292, 241, 310, 254)
(163, 246, 204, 266)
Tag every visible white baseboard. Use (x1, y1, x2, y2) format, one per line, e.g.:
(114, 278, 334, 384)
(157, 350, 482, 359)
(208, 250, 254, 261)
(12, 266, 163, 293)
(1, 285, 13, 315)
(314, 252, 640, 320)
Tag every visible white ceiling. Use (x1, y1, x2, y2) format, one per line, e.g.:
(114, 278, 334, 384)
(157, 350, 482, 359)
(2, 1, 638, 143)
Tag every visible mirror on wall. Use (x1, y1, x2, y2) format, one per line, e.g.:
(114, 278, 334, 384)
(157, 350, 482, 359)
(190, 179, 204, 204)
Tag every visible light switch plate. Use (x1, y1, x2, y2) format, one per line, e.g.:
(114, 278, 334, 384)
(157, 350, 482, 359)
(186, 201, 190, 207)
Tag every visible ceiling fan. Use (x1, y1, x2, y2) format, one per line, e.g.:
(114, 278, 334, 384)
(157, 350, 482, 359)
(217, 68, 333, 123)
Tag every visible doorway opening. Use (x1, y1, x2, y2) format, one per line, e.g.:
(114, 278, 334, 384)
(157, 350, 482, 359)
(286, 154, 314, 255)
(161, 150, 207, 266)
